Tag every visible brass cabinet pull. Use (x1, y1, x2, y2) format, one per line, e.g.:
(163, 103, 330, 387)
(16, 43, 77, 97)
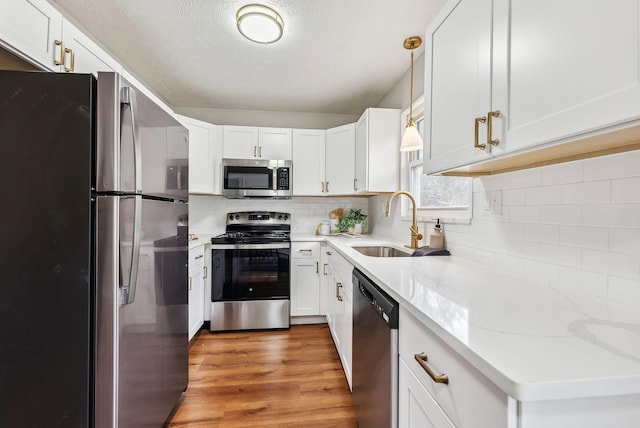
(323, 263, 328, 275)
(474, 116, 487, 150)
(487, 110, 500, 146)
(258, 146, 262, 158)
(336, 281, 343, 301)
(326, 181, 329, 193)
(64, 47, 74, 72)
(300, 249, 313, 254)
(316, 261, 319, 274)
(253, 146, 257, 157)
(321, 182, 325, 193)
(203, 266, 208, 279)
(353, 178, 358, 191)
(54, 40, 64, 66)
(414, 353, 449, 385)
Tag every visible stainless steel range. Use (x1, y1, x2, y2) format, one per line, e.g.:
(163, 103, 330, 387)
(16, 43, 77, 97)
(210, 211, 291, 331)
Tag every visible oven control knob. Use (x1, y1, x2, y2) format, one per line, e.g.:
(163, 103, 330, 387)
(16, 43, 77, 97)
(284, 215, 289, 221)
(228, 215, 234, 221)
(235, 214, 240, 220)
(278, 215, 283, 220)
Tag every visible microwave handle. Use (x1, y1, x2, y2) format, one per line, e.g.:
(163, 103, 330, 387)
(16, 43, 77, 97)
(273, 166, 278, 191)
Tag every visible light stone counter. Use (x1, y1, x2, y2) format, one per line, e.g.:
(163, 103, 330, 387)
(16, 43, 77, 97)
(292, 233, 640, 402)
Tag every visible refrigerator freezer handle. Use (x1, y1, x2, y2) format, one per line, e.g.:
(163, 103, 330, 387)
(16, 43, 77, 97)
(120, 86, 142, 193)
(121, 195, 142, 304)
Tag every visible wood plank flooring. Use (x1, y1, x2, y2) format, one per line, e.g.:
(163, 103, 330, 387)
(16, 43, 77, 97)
(166, 324, 357, 427)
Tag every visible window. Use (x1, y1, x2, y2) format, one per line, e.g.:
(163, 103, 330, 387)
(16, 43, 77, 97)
(402, 97, 472, 221)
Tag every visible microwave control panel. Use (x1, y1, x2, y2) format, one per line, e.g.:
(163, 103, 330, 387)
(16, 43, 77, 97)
(277, 167, 290, 190)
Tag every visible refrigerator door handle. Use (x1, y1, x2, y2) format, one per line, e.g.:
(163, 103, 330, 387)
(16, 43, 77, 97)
(121, 195, 142, 304)
(120, 86, 142, 193)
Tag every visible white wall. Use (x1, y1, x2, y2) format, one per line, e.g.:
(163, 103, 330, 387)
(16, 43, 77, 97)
(376, 52, 425, 110)
(189, 195, 368, 236)
(370, 150, 640, 303)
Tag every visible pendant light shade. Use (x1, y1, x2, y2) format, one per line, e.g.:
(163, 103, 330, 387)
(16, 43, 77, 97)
(237, 4, 284, 45)
(400, 36, 423, 152)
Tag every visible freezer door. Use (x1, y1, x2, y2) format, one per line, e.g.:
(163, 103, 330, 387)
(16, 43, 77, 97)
(96, 72, 189, 200)
(96, 196, 188, 428)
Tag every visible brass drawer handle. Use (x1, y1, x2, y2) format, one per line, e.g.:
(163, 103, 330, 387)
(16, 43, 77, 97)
(336, 281, 343, 301)
(487, 110, 500, 146)
(474, 116, 486, 150)
(414, 352, 449, 385)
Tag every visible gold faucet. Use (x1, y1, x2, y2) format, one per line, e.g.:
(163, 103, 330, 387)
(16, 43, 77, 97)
(385, 190, 423, 249)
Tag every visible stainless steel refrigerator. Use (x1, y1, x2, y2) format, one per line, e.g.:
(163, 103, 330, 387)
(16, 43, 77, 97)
(0, 70, 189, 427)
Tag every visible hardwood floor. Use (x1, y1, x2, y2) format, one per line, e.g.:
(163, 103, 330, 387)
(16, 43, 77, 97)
(166, 324, 357, 427)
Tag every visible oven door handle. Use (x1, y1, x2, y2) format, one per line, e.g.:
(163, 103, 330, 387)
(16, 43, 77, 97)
(231, 243, 290, 250)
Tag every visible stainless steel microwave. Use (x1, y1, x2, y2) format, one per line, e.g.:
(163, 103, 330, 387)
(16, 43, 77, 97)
(221, 158, 292, 199)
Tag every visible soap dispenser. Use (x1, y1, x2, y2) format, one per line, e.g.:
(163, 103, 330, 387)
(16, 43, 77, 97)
(429, 219, 445, 249)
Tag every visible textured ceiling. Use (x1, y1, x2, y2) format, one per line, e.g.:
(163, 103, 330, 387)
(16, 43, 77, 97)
(53, 0, 447, 114)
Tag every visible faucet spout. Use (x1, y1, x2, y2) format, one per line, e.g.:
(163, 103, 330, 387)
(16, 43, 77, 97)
(385, 190, 423, 249)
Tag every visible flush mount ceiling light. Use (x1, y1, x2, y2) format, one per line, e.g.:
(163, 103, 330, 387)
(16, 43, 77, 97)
(400, 36, 424, 152)
(236, 4, 284, 45)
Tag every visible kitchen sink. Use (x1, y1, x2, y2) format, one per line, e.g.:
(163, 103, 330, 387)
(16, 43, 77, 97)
(351, 245, 411, 257)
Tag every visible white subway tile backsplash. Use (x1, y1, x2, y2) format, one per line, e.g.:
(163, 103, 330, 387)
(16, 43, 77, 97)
(583, 150, 640, 181)
(478, 174, 510, 191)
(540, 205, 582, 225)
(525, 186, 562, 205)
(562, 181, 611, 204)
(541, 161, 584, 185)
(559, 226, 608, 250)
(502, 189, 526, 206)
(582, 203, 640, 228)
(523, 259, 559, 283)
(510, 168, 543, 189)
(538, 243, 582, 268)
(509, 206, 541, 223)
(524, 224, 560, 244)
(612, 177, 640, 203)
(609, 228, 640, 254)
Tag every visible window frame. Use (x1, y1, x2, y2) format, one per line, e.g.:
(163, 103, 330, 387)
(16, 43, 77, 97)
(400, 96, 473, 223)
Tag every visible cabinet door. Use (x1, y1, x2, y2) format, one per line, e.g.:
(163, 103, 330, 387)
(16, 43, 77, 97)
(188, 247, 205, 341)
(259, 127, 292, 160)
(223, 125, 259, 159)
(180, 115, 222, 195)
(423, 0, 493, 174)
(325, 123, 356, 195)
(61, 19, 121, 75)
(492, 0, 640, 155)
(399, 358, 455, 428)
(290, 259, 321, 316)
(0, 0, 62, 70)
(292, 129, 326, 196)
(354, 112, 368, 194)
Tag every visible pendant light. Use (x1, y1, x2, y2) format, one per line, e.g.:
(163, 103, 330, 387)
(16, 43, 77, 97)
(399, 36, 424, 152)
(236, 4, 284, 45)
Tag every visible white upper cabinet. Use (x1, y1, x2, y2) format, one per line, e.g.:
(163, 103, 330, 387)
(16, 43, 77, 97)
(178, 115, 223, 195)
(60, 19, 121, 75)
(0, 0, 62, 70)
(292, 129, 326, 196)
(259, 127, 292, 159)
(423, 0, 493, 174)
(425, 0, 640, 175)
(492, 0, 640, 155)
(0, 1, 121, 75)
(223, 126, 292, 160)
(354, 108, 401, 194)
(325, 123, 356, 196)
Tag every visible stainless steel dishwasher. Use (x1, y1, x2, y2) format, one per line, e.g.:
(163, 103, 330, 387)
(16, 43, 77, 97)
(352, 268, 399, 428)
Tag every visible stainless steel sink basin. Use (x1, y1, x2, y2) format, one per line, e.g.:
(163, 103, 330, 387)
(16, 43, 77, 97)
(351, 245, 411, 257)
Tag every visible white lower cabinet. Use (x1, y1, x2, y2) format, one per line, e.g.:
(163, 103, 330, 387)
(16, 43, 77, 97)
(188, 245, 206, 340)
(399, 358, 455, 428)
(290, 242, 321, 316)
(322, 246, 353, 390)
(398, 308, 510, 427)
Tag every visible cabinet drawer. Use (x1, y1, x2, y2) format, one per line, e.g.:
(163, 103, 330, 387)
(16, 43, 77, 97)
(291, 242, 321, 259)
(189, 245, 205, 269)
(399, 309, 509, 427)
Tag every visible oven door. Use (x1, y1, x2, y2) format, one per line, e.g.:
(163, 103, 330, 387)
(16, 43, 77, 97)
(211, 243, 290, 301)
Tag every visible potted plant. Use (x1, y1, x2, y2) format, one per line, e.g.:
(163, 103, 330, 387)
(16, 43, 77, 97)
(336, 209, 367, 234)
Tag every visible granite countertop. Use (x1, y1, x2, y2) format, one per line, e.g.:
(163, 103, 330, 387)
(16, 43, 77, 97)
(293, 234, 640, 402)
